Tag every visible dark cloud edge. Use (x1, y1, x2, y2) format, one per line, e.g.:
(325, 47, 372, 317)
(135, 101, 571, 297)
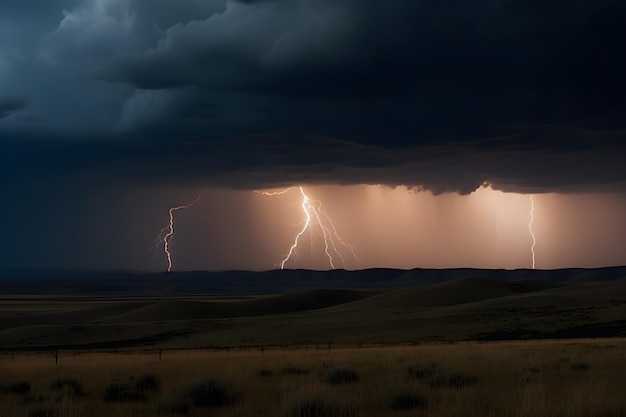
(2, 124, 625, 195)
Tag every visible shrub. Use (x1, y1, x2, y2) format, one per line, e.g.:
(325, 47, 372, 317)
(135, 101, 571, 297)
(428, 372, 478, 388)
(2, 381, 31, 395)
(136, 374, 161, 393)
(184, 379, 232, 407)
(570, 362, 590, 372)
(281, 367, 310, 376)
(390, 391, 428, 410)
(159, 378, 234, 413)
(22, 394, 46, 405)
(257, 369, 273, 377)
(407, 364, 437, 380)
(49, 378, 84, 397)
(325, 368, 359, 385)
(28, 406, 57, 417)
(290, 396, 357, 417)
(157, 398, 190, 415)
(103, 383, 146, 403)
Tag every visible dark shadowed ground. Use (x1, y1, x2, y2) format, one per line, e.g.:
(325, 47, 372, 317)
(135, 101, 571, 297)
(0, 267, 624, 351)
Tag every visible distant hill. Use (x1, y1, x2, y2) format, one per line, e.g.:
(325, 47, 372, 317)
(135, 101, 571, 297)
(0, 267, 624, 296)
(0, 273, 625, 351)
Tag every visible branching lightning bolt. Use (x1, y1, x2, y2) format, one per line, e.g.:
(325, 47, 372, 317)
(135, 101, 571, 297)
(281, 187, 313, 269)
(156, 191, 203, 272)
(529, 195, 536, 269)
(259, 186, 357, 270)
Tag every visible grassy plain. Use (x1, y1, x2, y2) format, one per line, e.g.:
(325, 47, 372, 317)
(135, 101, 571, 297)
(1, 339, 626, 417)
(1, 272, 625, 416)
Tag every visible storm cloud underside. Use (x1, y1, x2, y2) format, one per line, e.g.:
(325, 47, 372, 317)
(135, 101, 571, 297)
(1, 0, 625, 194)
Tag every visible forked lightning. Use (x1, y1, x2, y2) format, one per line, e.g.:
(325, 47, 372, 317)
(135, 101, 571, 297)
(529, 195, 537, 269)
(156, 192, 203, 272)
(258, 186, 357, 270)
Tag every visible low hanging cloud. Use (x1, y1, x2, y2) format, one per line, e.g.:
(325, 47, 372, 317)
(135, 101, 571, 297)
(3, 126, 625, 195)
(1, 0, 626, 195)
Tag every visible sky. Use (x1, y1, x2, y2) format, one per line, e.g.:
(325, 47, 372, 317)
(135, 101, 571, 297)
(1, 0, 625, 271)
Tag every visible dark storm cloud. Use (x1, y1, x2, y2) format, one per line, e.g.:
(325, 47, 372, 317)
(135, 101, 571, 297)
(2, 0, 626, 194)
(3, 126, 625, 195)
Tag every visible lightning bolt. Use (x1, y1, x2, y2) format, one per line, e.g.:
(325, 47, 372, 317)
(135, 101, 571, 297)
(254, 188, 293, 196)
(529, 195, 536, 269)
(157, 191, 203, 272)
(281, 187, 313, 269)
(258, 186, 357, 270)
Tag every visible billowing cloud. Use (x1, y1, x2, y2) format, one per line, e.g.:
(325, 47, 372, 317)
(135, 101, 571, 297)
(1, 0, 625, 195)
(40, 0, 226, 72)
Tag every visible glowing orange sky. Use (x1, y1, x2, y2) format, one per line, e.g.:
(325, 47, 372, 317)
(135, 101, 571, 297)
(158, 185, 626, 271)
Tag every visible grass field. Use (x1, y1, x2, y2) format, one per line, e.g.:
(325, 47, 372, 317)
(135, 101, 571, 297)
(1, 272, 625, 416)
(1, 339, 625, 417)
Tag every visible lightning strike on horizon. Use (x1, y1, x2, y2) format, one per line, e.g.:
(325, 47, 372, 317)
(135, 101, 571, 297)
(157, 191, 203, 272)
(259, 186, 357, 270)
(529, 195, 537, 269)
(281, 187, 313, 269)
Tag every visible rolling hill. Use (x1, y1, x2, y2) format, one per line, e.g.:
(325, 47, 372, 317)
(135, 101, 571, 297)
(0, 268, 625, 351)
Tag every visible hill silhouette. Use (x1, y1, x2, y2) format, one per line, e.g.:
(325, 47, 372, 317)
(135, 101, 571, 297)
(0, 266, 624, 296)
(0, 267, 625, 351)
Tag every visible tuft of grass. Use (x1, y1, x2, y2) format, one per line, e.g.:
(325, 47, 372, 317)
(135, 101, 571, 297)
(407, 364, 437, 380)
(256, 369, 273, 377)
(428, 372, 478, 388)
(49, 378, 84, 397)
(281, 366, 310, 376)
(390, 391, 428, 410)
(159, 378, 234, 413)
(157, 398, 190, 415)
(103, 383, 146, 403)
(184, 379, 233, 407)
(136, 374, 161, 394)
(289, 395, 357, 417)
(22, 394, 46, 406)
(28, 405, 58, 417)
(2, 381, 31, 395)
(570, 362, 591, 372)
(325, 368, 359, 385)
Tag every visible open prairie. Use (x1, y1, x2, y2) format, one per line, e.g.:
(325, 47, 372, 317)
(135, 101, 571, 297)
(1, 268, 625, 416)
(1, 340, 626, 417)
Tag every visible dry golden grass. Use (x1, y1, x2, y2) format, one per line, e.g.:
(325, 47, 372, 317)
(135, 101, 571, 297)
(1, 339, 625, 417)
